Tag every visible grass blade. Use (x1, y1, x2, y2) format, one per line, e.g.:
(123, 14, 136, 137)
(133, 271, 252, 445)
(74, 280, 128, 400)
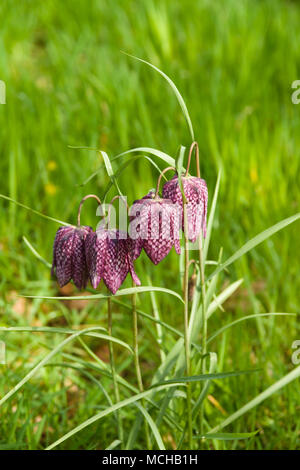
(207, 313, 296, 344)
(113, 146, 176, 167)
(203, 170, 221, 261)
(105, 440, 121, 450)
(198, 431, 258, 440)
(22, 286, 184, 303)
(99, 150, 113, 177)
(0, 327, 132, 408)
(45, 383, 182, 450)
(206, 279, 244, 318)
(0, 326, 108, 336)
(192, 352, 218, 417)
(102, 155, 167, 200)
(209, 365, 300, 434)
(23, 236, 52, 268)
(98, 150, 122, 196)
(151, 369, 260, 388)
(135, 403, 165, 450)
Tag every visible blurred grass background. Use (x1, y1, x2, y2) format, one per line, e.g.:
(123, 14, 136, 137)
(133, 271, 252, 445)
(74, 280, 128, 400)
(0, 0, 299, 449)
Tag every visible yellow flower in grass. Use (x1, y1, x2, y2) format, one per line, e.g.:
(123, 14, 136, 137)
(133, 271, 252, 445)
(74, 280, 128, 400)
(47, 160, 57, 171)
(45, 182, 57, 195)
(250, 166, 258, 183)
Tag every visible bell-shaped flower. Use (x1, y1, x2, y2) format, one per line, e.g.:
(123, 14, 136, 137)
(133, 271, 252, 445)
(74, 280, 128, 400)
(162, 174, 208, 243)
(86, 228, 141, 294)
(129, 192, 181, 265)
(51, 225, 93, 289)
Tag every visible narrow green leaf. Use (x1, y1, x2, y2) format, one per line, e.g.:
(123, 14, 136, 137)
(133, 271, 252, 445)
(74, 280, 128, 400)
(80, 154, 167, 190)
(0, 327, 132, 408)
(99, 150, 113, 177)
(23, 236, 51, 269)
(0, 194, 71, 226)
(207, 213, 300, 282)
(206, 279, 244, 318)
(105, 440, 122, 450)
(148, 275, 166, 363)
(123, 52, 195, 140)
(151, 369, 260, 388)
(78, 167, 104, 187)
(113, 146, 176, 167)
(45, 383, 182, 450)
(203, 170, 221, 261)
(176, 145, 187, 203)
(209, 365, 300, 434)
(68, 145, 99, 151)
(207, 313, 296, 344)
(98, 150, 123, 196)
(135, 403, 165, 450)
(0, 326, 107, 336)
(102, 155, 167, 200)
(192, 352, 218, 417)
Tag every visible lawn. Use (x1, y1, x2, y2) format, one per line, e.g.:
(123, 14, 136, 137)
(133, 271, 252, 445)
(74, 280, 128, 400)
(0, 0, 299, 450)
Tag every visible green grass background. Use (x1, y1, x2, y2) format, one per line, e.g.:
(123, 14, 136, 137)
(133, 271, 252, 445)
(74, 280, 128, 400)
(0, 0, 299, 449)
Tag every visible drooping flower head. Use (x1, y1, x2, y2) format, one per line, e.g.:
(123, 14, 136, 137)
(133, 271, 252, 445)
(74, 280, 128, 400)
(129, 180, 181, 265)
(162, 143, 208, 243)
(86, 228, 140, 294)
(52, 225, 93, 289)
(85, 196, 141, 294)
(51, 194, 101, 290)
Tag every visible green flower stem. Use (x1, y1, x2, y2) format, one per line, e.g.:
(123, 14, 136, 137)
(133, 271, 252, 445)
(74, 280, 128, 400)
(132, 285, 151, 449)
(183, 203, 193, 449)
(107, 297, 124, 446)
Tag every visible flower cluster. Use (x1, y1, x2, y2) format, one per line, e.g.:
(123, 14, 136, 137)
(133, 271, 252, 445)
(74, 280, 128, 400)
(51, 144, 208, 294)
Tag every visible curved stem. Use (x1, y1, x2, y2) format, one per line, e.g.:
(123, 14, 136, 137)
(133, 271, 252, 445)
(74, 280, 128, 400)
(109, 194, 129, 210)
(187, 259, 197, 271)
(185, 141, 200, 178)
(77, 194, 102, 226)
(107, 298, 123, 445)
(155, 166, 176, 198)
(106, 195, 129, 229)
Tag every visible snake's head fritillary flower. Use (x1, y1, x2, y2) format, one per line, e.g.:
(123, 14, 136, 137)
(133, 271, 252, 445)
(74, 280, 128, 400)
(51, 225, 93, 289)
(129, 194, 181, 265)
(162, 174, 208, 243)
(86, 228, 141, 294)
(129, 190, 156, 260)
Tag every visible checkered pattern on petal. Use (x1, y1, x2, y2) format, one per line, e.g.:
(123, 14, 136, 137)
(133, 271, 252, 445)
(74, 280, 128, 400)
(51, 226, 71, 278)
(85, 229, 107, 289)
(85, 229, 141, 294)
(130, 196, 181, 265)
(102, 230, 141, 294)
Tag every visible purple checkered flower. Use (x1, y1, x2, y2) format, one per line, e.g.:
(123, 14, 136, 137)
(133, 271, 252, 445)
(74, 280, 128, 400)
(162, 174, 208, 243)
(85, 228, 141, 294)
(51, 225, 93, 289)
(129, 192, 181, 265)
